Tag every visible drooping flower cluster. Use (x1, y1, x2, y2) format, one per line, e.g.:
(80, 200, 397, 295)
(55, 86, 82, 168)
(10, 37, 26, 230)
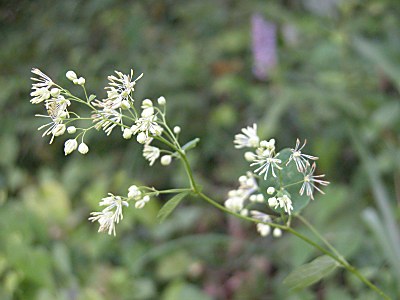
(88, 193, 129, 236)
(227, 124, 329, 237)
(30, 68, 188, 235)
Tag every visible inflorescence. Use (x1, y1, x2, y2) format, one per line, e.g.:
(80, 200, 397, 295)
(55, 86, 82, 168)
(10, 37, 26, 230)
(31, 68, 329, 237)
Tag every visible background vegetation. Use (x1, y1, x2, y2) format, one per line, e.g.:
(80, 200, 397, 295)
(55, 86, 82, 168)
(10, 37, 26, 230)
(1, 0, 399, 299)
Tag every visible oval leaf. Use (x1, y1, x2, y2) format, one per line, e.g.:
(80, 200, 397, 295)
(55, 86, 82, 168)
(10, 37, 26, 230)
(283, 255, 339, 290)
(182, 138, 200, 151)
(157, 192, 189, 223)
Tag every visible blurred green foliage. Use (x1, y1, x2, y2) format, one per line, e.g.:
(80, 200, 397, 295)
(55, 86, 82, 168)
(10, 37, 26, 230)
(1, 0, 399, 299)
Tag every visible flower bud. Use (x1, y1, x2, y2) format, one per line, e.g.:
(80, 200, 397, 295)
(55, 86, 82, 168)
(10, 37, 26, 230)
(136, 132, 148, 144)
(123, 128, 132, 139)
(50, 88, 61, 97)
(157, 96, 166, 105)
(64, 139, 78, 155)
(141, 99, 153, 108)
(240, 209, 248, 216)
(267, 187, 275, 195)
(173, 126, 181, 134)
(244, 151, 256, 162)
(67, 126, 76, 134)
(121, 100, 131, 110)
(141, 107, 154, 117)
(256, 194, 264, 202)
(76, 77, 85, 85)
(128, 185, 141, 199)
(78, 142, 89, 154)
(66, 70, 77, 81)
(52, 124, 66, 137)
(273, 228, 282, 238)
(249, 194, 257, 202)
(268, 197, 278, 208)
(257, 224, 271, 237)
(135, 200, 146, 209)
(161, 155, 172, 166)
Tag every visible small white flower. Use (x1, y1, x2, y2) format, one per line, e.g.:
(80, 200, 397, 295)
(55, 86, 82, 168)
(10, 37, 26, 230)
(30, 68, 54, 104)
(92, 100, 123, 136)
(286, 139, 318, 172)
(142, 99, 153, 108)
(244, 151, 256, 162)
(141, 107, 155, 118)
(300, 163, 330, 200)
(173, 126, 181, 134)
(67, 126, 76, 134)
(240, 209, 249, 216)
(256, 193, 264, 202)
(136, 132, 149, 144)
(143, 144, 160, 166)
(157, 96, 166, 105)
(224, 194, 244, 212)
(257, 223, 271, 236)
(267, 187, 275, 195)
(36, 95, 71, 143)
(135, 195, 150, 209)
(50, 88, 61, 97)
(66, 70, 77, 81)
(160, 155, 172, 166)
(250, 211, 272, 237)
(131, 114, 163, 140)
(121, 100, 131, 110)
(123, 128, 133, 139)
(260, 139, 275, 151)
(78, 142, 89, 154)
(52, 123, 66, 137)
(128, 185, 142, 199)
(273, 228, 282, 238)
(251, 151, 282, 179)
(268, 197, 278, 208)
(74, 77, 86, 85)
(88, 193, 129, 236)
(234, 124, 260, 148)
(64, 139, 78, 155)
(278, 195, 294, 215)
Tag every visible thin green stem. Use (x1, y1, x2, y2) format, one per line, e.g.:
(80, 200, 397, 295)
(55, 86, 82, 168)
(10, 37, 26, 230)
(296, 215, 346, 262)
(176, 149, 390, 299)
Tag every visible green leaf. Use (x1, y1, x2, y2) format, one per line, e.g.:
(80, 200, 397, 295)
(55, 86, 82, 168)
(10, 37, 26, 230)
(259, 148, 311, 214)
(88, 94, 96, 101)
(283, 255, 339, 290)
(157, 192, 189, 223)
(181, 138, 200, 151)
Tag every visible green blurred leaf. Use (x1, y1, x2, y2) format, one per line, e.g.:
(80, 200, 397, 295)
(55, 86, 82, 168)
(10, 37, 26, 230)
(283, 255, 339, 290)
(353, 37, 400, 91)
(162, 280, 212, 300)
(157, 192, 189, 223)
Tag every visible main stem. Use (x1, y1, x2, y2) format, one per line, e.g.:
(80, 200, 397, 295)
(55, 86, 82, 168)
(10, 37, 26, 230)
(178, 151, 391, 299)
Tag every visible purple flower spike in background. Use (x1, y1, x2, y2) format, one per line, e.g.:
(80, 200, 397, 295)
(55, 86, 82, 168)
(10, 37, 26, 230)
(251, 13, 278, 80)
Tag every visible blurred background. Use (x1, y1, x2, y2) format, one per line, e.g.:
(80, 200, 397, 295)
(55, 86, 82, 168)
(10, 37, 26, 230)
(1, 0, 399, 299)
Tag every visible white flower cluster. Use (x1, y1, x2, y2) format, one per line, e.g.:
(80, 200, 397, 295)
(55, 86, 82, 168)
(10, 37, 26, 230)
(88, 185, 156, 235)
(88, 193, 129, 236)
(224, 172, 260, 213)
(228, 124, 330, 237)
(233, 124, 329, 199)
(31, 68, 191, 236)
